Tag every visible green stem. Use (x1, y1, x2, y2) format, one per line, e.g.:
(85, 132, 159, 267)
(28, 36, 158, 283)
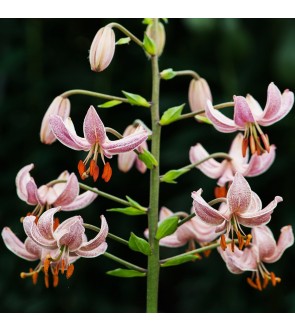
(83, 223, 129, 246)
(174, 70, 200, 80)
(60, 89, 129, 103)
(103, 252, 146, 273)
(185, 152, 232, 171)
(107, 22, 143, 48)
(146, 19, 161, 313)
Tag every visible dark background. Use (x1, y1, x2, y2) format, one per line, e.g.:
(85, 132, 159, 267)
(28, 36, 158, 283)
(1, 18, 295, 313)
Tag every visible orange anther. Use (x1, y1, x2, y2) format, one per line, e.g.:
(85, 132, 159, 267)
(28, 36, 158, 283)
(214, 186, 227, 198)
(237, 232, 244, 250)
(53, 218, 60, 231)
(270, 272, 277, 286)
(256, 276, 262, 291)
(261, 133, 270, 153)
(53, 275, 59, 288)
(34, 216, 39, 224)
(203, 249, 211, 258)
(231, 238, 235, 252)
(44, 274, 50, 288)
(263, 277, 269, 289)
(250, 135, 256, 154)
(102, 162, 112, 182)
(44, 257, 51, 274)
(247, 277, 258, 290)
(66, 264, 75, 279)
(220, 234, 227, 251)
(90, 159, 99, 182)
(61, 259, 65, 275)
(242, 137, 248, 158)
(32, 272, 38, 285)
(245, 234, 252, 246)
(78, 160, 86, 179)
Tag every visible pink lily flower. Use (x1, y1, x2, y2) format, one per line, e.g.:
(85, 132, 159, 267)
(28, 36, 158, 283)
(16, 164, 97, 219)
(205, 82, 294, 155)
(144, 206, 221, 254)
(22, 207, 108, 282)
(1, 227, 79, 287)
(118, 124, 148, 174)
(189, 133, 276, 196)
(49, 105, 149, 182)
(192, 172, 283, 250)
(218, 225, 294, 290)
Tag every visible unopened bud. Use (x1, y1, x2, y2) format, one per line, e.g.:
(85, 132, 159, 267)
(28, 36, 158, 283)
(145, 22, 166, 56)
(40, 96, 70, 144)
(160, 68, 176, 80)
(188, 78, 212, 112)
(89, 26, 115, 72)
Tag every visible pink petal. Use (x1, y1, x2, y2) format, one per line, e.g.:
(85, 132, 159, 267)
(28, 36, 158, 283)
(61, 190, 98, 211)
(83, 106, 106, 145)
(205, 100, 239, 133)
(159, 206, 173, 221)
(49, 115, 91, 151)
(26, 178, 40, 205)
(237, 196, 283, 227)
(259, 82, 282, 125)
(1, 227, 40, 261)
(53, 173, 79, 206)
(246, 191, 262, 213)
(251, 225, 277, 260)
(37, 207, 60, 240)
(228, 133, 249, 171)
(135, 155, 147, 173)
(15, 164, 34, 202)
(233, 96, 255, 126)
(192, 189, 226, 225)
(184, 217, 221, 243)
(24, 238, 43, 258)
(75, 242, 108, 258)
(118, 151, 136, 172)
(227, 173, 252, 214)
(245, 94, 264, 120)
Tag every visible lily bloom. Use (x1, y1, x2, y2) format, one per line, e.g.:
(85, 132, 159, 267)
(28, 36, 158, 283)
(144, 206, 221, 254)
(49, 105, 148, 182)
(205, 82, 294, 156)
(189, 78, 212, 113)
(189, 133, 276, 196)
(16, 164, 97, 219)
(22, 207, 108, 283)
(118, 125, 148, 174)
(1, 227, 79, 287)
(192, 172, 283, 250)
(218, 225, 294, 290)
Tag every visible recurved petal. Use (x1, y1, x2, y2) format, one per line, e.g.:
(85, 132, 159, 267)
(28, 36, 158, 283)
(37, 207, 61, 240)
(192, 189, 226, 225)
(26, 178, 40, 205)
(186, 217, 221, 243)
(118, 151, 136, 172)
(228, 133, 248, 169)
(1, 227, 40, 261)
(75, 242, 108, 258)
(53, 173, 79, 207)
(245, 94, 264, 120)
(205, 100, 238, 133)
(189, 143, 224, 179)
(259, 82, 282, 124)
(15, 164, 34, 202)
(237, 196, 283, 227)
(49, 115, 91, 151)
(159, 206, 173, 221)
(227, 173, 252, 214)
(83, 106, 107, 145)
(233, 96, 255, 126)
(61, 190, 98, 211)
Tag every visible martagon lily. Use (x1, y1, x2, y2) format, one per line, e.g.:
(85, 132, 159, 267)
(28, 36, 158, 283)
(16, 164, 97, 220)
(218, 225, 294, 290)
(205, 82, 294, 156)
(189, 133, 276, 197)
(49, 105, 149, 182)
(192, 172, 283, 251)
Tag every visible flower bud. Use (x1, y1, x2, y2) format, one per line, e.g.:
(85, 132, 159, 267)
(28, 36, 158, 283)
(188, 78, 212, 112)
(40, 96, 70, 144)
(89, 26, 115, 72)
(145, 22, 166, 56)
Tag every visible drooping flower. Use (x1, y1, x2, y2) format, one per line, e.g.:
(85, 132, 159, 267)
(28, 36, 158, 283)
(1, 227, 79, 287)
(118, 124, 148, 174)
(189, 133, 276, 196)
(22, 207, 108, 284)
(192, 172, 283, 250)
(145, 21, 166, 56)
(218, 225, 294, 290)
(40, 96, 71, 144)
(16, 164, 97, 220)
(89, 26, 116, 72)
(49, 105, 148, 182)
(189, 78, 212, 113)
(205, 82, 294, 155)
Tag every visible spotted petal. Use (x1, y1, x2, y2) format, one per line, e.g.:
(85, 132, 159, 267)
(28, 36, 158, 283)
(233, 96, 255, 126)
(53, 173, 79, 206)
(61, 190, 98, 211)
(83, 106, 107, 145)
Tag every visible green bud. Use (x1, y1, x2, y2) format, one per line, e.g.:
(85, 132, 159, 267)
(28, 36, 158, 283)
(160, 68, 176, 80)
(137, 149, 158, 170)
(159, 104, 185, 125)
(122, 90, 151, 107)
(160, 167, 190, 184)
(115, 37, 131, 45)
(107, 207, 146, 216)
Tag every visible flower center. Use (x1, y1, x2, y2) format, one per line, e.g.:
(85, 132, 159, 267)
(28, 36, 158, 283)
(242, 122, 270, 157)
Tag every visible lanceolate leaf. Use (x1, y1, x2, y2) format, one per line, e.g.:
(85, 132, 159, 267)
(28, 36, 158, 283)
(116, 37, 131, 45)
(97, 100, 122, 108)
(107, 207, 146, 216)
(161, 254, 200, 267)
(160, 168, 190, 184)
(137, 149, 158, 170)
(159, 104, 185, 125)
(126, 196, 147, 212)
(155, 216, 179, 240)
(128, 232, 151, 256)
(122, 91, 151, 108)
(143, 33, 157, 55)
(106, 268, 146, 278)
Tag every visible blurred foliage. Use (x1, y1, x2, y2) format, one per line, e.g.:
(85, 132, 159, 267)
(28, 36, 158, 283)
(0, 18, 295, 313)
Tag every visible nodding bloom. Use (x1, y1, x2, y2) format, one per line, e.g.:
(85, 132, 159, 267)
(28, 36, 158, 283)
(118, 125, 148, 174)
(145, 21, 166, 56)
(218, 225, 294, 290)
(189, 78, 212, 113)
(40, 96, 70, 144)
(49, 105, 148, 182)
(205, 82, 294, 156)
(189, 133, 276, 197)
(21, 207, 108, 286)
(89, 26, 115, 72)
(16, 164, 97, 220)
(144, 206, 221, 255)
(192, 172, 283, 251)
(1, 227, 79, 288)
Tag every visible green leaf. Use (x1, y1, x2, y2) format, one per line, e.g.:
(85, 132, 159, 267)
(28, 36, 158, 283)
(122, 91, 150, 108)
(160, 168, 190, 184)
(161, 18, 169, 24)
(137, 149, 158, 170)
(159, 104, 185, 125)
(97, 100, 122, 108)
(161, 254, 199, 267)
(160, 68, 176, 80)
(194, 115, 213, 124)
(142, 18, 153, 25)
(107, 207, 146, 216)
(116, 37, 131, 45)
(155, 216, 179, 240)
(128, 232, 151, 256)
(106, 268, 146, 278)
(126, 196, 147, 212)
(143, 33, 157, 55)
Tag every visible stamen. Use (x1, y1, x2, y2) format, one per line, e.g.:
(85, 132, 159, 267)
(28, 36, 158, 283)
(102, 162, 112, 182)
(44, 256, 51, 274)
(237, 231, 244, 250)
(250, 135, 256, 154)
(263, 276, 269, 289)
(245, 234, 252, 246)
(52, 267, 59, 288)
(78, 160, 87, 180)
(30, 268, 38, 285)
(44, 274, 50, 288)
(231, 238, 235, 252)
(53, 218, 60, 231)
(270, 272, 277, 286)
(90, 159, 99, 182)
(220, 234, 227, 251)
(261, 133, 270, 153)
(61, 259, 65, 275)
(242, 137, 248, 158)
(247, 277, 258, 290)
(256, 275, 262, 291)
(66, 264, 75, 279)
(214, 186, 227, 198)
(203, 249, 211, 258)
